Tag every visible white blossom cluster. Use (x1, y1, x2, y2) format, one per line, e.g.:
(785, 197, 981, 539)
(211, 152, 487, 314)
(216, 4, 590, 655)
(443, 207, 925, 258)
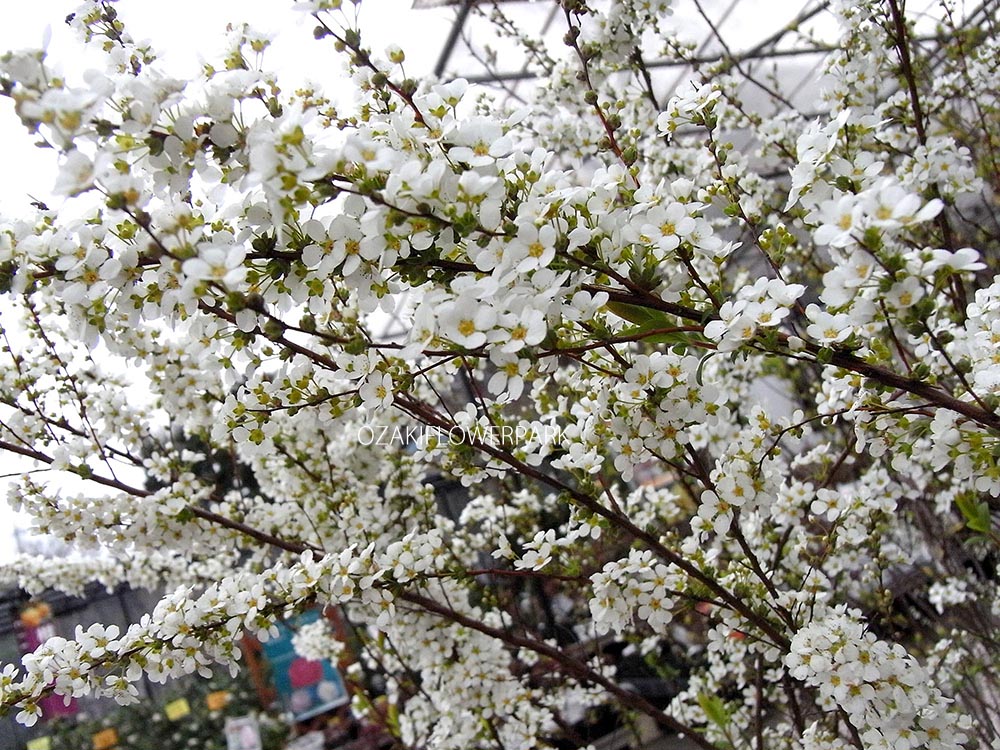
(590, 549, 681, 635)
(786, 607, 973, 749)
(1, 0, 999, 748)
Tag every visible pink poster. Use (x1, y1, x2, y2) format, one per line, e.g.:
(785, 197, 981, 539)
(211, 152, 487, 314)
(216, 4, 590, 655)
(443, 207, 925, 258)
(19, 602, 78, 720)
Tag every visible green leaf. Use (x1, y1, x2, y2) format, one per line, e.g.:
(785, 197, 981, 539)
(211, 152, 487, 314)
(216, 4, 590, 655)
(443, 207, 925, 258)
(0, 260, 17, 294)
(606, 300, 658, 326)
(956, 494, 992, 534)
(695, 351, 717, 386)
(620, 324, 705, 347)
(608, 303, 709, 347)
(697, 692, 730, 728)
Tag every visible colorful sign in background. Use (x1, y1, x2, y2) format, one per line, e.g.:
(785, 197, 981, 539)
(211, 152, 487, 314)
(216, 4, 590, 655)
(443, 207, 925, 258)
(261, 610, 348, 722)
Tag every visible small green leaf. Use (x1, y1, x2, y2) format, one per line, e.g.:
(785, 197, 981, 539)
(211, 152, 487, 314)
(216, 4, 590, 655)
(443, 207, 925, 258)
(608, 303, 709, 348)
(695, 351, 717, 386)
(697, 692, 730, 728)
(606, 300, 658, 326)
(620, 323, 705, 347)
(956, 494, 991, 534)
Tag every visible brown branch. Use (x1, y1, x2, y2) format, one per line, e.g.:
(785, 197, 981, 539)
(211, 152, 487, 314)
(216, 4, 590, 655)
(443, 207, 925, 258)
(395, 393, 790, 649)
(582, 285, 1000, 432)
(0, 438, 315, 556)
(401, 590, 722, 750)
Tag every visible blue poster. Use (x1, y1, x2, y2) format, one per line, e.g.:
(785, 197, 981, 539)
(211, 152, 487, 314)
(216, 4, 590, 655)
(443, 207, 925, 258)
(261, 610, 349, 721)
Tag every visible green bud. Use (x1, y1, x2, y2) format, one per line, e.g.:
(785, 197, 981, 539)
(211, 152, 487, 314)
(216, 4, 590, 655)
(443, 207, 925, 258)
(834, 176, 855, 192)
(106, 193, 127, 211)
(263, 319, 285, 341)
(343, 29, 361, 49)
(226, 291, 247, 312)
(344, 337, 367, 355)
(245, 292, 265, 311)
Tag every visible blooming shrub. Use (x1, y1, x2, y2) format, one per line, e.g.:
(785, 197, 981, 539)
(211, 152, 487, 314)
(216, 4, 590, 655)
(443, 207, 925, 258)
(1, 1, 1000, 748)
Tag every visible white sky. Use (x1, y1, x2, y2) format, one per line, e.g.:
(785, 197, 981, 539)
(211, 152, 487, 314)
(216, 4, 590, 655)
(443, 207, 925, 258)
(0, 0, 452, 214)
(0, 0, 452, 562)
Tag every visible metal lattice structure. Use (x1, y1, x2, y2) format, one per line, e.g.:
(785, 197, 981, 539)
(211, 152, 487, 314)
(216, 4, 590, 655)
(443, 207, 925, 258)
(413, 0, 995, 115)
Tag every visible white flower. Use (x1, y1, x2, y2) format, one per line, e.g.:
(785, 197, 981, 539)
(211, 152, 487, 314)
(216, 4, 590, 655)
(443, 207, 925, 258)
(488, 352, 530, 401)
(53, 150, 94, 196)
(635, 201, 695, 254)
(447, 117, 512, 166)
(805, 305, 853, 344)
(182, 243, 246, 287)
(885, 277, 924, 309)
(514, 530, 556, 571)
(704, 300, 750, 351)
(920, 247, 985, 274)
(359, 371, 393, 411)
(812, 194, 863, 247)
(497, 307, 547, 353)
(440, 294, 496, 349)
(508, 223, 557, 274)
(15, 702, 41, 727)
(927, 578, 972, 614)
(862, 180, 942, 229)
(656, 81, 721, 134)
(697, 490, 733, 534)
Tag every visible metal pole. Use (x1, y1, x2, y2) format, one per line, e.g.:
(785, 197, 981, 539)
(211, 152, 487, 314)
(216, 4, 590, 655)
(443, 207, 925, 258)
(434, 0, 476, 78)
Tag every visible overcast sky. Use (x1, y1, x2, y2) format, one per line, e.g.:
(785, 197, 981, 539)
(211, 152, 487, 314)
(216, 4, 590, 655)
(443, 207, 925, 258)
(0, 0, 454, 213)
